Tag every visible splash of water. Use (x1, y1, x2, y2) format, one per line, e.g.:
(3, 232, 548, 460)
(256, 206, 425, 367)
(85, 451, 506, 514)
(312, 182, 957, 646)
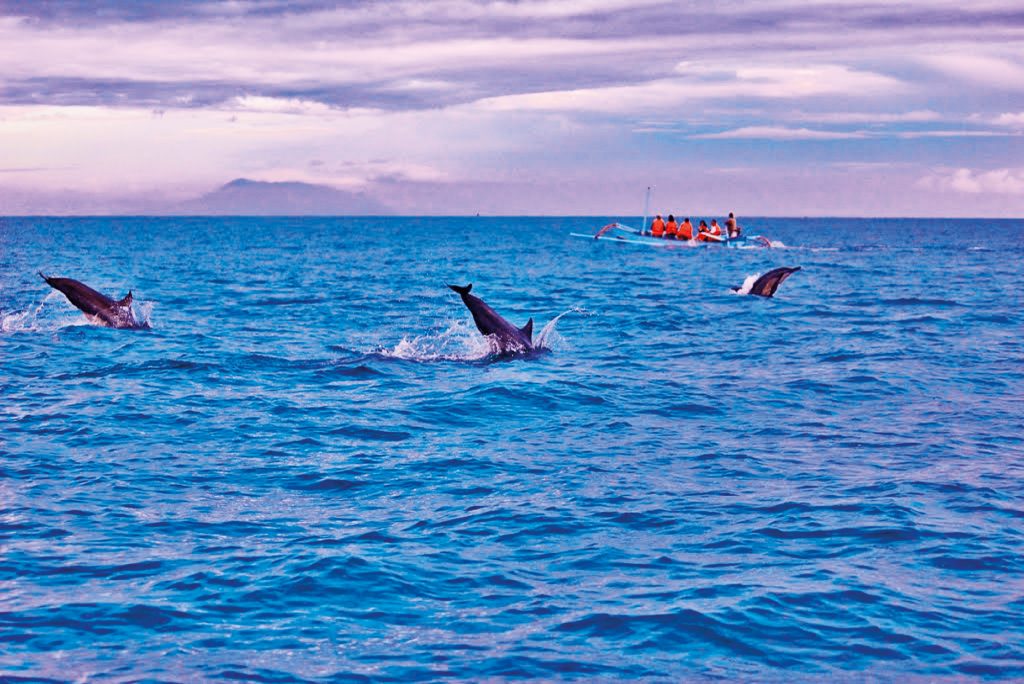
(733, 274, 761, 296)
(378, 307, 587, 361)
(378, 319, 493, 362)
(535, 306, 589, 350)
(135, 301, 155, 328)
(0, 291, 60, 333)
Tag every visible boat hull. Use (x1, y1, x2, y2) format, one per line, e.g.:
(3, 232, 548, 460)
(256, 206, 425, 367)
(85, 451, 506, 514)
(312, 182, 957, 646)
(571, 232, 771, 248)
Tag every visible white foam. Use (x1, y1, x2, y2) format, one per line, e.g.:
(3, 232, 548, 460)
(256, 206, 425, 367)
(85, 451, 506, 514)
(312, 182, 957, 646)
(379, 319, 493, 361)
(1, 291, 60, 333)
(135, 301, 154, 328)
(734, 273, 761, 296)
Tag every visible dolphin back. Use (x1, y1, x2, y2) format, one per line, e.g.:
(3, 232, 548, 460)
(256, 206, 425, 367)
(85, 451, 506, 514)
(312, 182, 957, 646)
(447, 283, 534, 353)
(39, 272, 111, 312)
(752, 266, 801, 297)
(40, 272, 143, 328)
(520, 318, 533, 342)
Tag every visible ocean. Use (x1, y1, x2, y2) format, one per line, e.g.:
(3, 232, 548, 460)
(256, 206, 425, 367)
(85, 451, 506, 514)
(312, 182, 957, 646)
(1, 216, 1022, 681)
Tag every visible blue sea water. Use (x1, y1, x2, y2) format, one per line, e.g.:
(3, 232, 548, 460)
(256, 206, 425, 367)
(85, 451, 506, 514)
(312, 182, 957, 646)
(1, 216, 1022, 681)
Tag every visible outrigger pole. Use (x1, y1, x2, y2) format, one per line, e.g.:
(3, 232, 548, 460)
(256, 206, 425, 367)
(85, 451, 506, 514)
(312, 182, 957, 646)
(592, 185, 654, 238)
(640, 186, 652, 236)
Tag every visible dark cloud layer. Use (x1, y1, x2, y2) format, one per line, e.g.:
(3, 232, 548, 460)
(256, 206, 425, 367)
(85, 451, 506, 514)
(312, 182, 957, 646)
(5, 0, 325, 24)
(9, 1, 1024, 35)
(2, 76, 397, 110)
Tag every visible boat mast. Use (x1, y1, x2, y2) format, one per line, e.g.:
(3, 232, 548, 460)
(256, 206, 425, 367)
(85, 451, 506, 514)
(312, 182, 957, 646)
(641, 186, 651, 236)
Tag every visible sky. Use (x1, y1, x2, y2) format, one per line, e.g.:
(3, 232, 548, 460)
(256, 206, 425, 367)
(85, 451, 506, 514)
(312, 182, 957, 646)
(2, 0, 1024, 216)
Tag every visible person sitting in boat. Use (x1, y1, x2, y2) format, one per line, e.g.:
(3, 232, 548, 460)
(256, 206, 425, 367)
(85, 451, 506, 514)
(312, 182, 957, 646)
(725, 212, 741, 238)
(678, 217, 694, 240)
(698, 219, 723, 242)
(664, 214, 678, 239)
(696, 219, 710, 241)
(650, 214, 665, 237)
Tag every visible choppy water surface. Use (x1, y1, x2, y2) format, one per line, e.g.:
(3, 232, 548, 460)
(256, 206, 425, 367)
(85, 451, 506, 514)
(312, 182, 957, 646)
(1, 216, 1022, 681)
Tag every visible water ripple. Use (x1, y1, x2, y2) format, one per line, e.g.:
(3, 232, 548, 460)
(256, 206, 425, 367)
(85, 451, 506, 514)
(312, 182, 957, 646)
(1, 217, 1021, 681)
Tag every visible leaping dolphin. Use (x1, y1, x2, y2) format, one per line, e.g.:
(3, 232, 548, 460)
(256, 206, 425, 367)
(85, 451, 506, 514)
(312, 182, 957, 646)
(447, 284, 535, 353)
(734, 266, 801, 297)
(39, 272, 149, 329)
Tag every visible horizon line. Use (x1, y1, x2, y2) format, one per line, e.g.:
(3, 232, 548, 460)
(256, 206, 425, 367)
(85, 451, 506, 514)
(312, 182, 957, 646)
(2, 214, 1023, 221)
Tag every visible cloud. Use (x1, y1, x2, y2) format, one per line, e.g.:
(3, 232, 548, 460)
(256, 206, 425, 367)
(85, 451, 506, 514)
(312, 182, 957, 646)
(918, 54, 1024, 90)
(993, 112, 1024, 126)
(0, 16, 637, 92)
(828, 161, 913, 170)
(229, 95, 336, 115)
(789, 110, 941, 124)
(894, 130, 1011, 138)
(246, 160, 451, 189)
(4, 2, 1024, 215)
(694, 126, 867, 140)
(0, 166, 68, 173)
(920, 168, 1024, 195)
(380, 79, 459, 93)
(474, 65, 902, 114)
(0, 100, 555, 193)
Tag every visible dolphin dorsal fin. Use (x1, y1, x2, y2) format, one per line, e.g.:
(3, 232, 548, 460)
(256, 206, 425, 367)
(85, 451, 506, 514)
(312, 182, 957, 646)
(118, 291, 133, 307)
(520, 318, 533, 341)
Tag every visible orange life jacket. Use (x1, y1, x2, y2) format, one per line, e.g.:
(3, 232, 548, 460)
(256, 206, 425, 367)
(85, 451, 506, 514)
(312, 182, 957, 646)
(650, 218, 665, 237)
(708, 222, 722, 236)
(678, 221, 693, 240)
(664, 220, 678, 236)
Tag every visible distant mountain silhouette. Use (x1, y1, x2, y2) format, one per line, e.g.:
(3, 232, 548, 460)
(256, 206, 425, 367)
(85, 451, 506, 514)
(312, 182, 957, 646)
(177, 178, 388, 215)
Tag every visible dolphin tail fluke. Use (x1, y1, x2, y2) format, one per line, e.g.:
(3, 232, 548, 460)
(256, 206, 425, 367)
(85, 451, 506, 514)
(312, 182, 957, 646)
(447, 284, 472, 296)
(520, 318, 533, 341)
(118, 291, 133, 307)
(38, 271, 51, 283)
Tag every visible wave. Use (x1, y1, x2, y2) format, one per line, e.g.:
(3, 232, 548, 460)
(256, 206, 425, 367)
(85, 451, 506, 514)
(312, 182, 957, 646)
(879, 297, 963, 307)
(252, 296, 325, 307)
(51, 358, 215, 381)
